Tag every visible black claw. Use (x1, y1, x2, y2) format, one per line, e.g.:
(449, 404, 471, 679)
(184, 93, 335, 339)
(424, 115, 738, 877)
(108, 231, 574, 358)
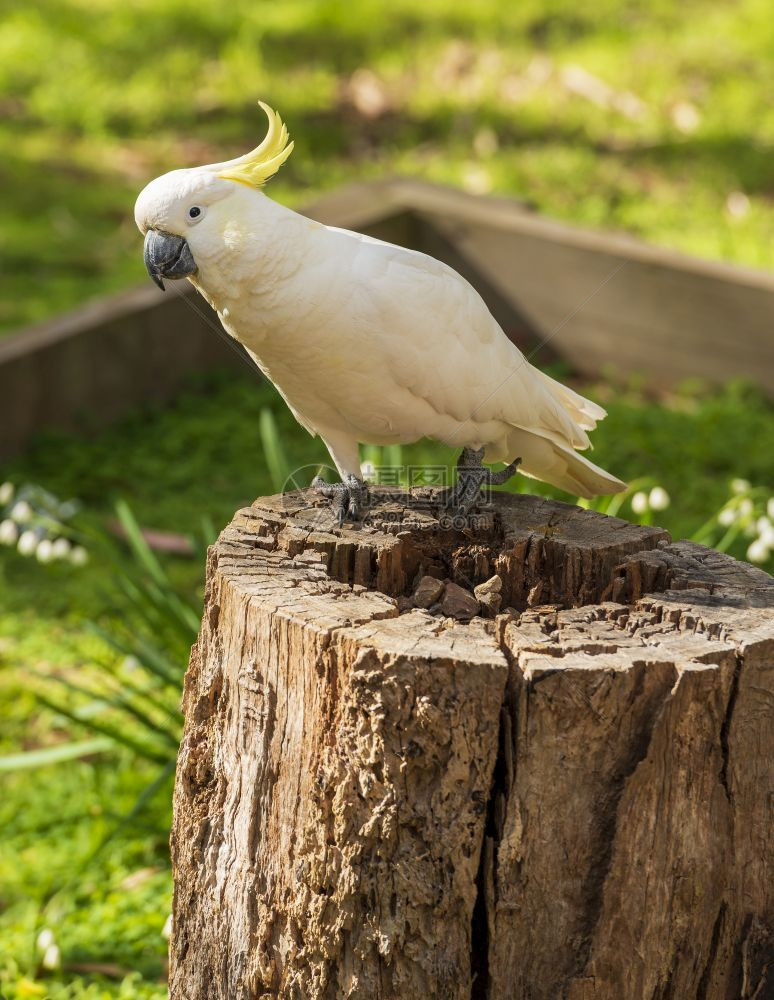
(313, 473, 369, 524)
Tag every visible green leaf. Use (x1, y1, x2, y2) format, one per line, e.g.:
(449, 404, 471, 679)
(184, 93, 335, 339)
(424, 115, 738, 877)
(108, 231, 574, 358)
(41, 672, 180, 747)
(115, 571, 200, 638)
(90, 626, 182, 688)
(34, 691, 171, 764)
(0, 738, 114, 771)
(114, 497, 169, 588)
(260, 408, 292, 493)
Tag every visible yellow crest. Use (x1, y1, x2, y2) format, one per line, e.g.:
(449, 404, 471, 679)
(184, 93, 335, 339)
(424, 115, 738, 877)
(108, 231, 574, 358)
(213, 102, 294, 188)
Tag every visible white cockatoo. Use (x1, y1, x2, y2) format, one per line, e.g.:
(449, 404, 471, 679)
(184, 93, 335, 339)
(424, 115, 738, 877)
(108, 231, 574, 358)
(135, 103, 625, 521)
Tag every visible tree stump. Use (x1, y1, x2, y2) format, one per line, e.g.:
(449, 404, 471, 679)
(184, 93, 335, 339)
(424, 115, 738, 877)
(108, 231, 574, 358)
(169, 489, 774, 1000)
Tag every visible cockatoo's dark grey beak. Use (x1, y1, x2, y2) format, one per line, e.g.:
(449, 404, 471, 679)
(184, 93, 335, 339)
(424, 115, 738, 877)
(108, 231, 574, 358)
(143, 230, 197, 291)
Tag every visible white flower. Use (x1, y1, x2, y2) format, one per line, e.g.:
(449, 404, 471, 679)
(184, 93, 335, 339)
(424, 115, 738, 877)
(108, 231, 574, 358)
(51, 537, 72, 559)
(739, 498, 754, 518)
(36, 928, 55, 952)
(756, 518, 774, 547)
(731, 478, 750, 495)
(0, 482, 14, 505)
(69, 545, 89, 566)
(747, 539, 770, 564)
(648, 487, 670, 511)
(718, 506, 736, 527)
(631, 491, 649, 515)
(10, 500, 33, 523)
(768, 498, 774, 521)
(726, 191, 750, 219)
(0, 519, 18, 545)
(36, 539, 54, 563)
(671, 100, 700, 133)
(41, 943, 61, 970)
(17, 530, 38, 556)
(162, 913, 173, 940)
(463, 164, 492, 195)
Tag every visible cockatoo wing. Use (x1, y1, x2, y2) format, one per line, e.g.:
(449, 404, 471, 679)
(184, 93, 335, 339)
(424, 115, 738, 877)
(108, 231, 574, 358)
(329, 227, 624, 496)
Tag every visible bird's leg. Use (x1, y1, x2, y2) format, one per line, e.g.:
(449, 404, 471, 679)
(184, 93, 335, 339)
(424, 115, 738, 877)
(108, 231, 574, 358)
(312, 473, 370, 525)
(487, 456, 523, 486)
(440, 447, 522, 515)
(438, 448, 488, 512)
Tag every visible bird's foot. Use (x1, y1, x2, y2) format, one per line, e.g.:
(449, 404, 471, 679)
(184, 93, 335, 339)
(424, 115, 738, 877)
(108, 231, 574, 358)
(439, 447, 522, 516)
(312, 474, 370, 525)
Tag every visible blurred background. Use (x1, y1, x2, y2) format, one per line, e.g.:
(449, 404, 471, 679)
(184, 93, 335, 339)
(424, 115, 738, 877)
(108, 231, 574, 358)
(1, 1, 773, 996)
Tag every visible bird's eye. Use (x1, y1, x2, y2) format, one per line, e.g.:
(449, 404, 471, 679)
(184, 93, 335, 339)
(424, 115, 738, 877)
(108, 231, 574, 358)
(188, 205, 203, 221)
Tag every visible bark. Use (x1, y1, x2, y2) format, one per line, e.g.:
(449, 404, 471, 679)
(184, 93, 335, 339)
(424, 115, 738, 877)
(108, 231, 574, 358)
(169, 488, 774, 1000)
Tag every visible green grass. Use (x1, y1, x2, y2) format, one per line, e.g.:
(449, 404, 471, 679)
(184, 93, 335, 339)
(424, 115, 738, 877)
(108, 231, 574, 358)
(0, 754, 170, 1000)
(2, 0, 774, 332)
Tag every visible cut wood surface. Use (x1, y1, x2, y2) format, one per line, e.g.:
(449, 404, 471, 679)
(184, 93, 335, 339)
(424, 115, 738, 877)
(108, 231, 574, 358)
(169, 488, 774, 1000)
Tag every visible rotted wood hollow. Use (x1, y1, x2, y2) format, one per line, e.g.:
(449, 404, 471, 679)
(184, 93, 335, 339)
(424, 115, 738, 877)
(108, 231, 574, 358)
(169, 489, 774, 1000)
